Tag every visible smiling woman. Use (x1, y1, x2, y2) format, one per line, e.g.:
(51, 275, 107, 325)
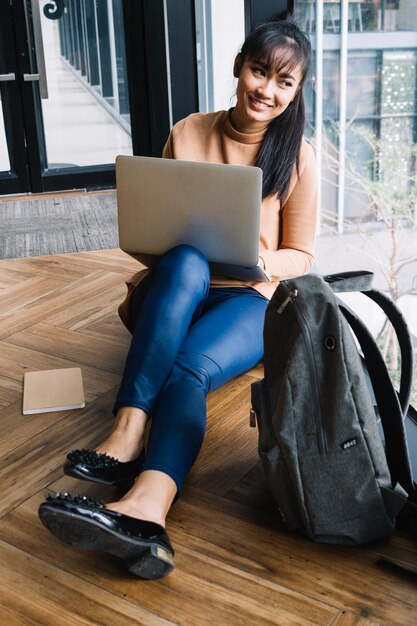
(231, 58, 302, 131)
(38, 17, 318, 581)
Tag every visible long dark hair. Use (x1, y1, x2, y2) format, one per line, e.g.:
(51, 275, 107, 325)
(238, 18, 312, 200)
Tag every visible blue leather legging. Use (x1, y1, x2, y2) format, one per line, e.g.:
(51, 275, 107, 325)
(114, 245, 268, 492)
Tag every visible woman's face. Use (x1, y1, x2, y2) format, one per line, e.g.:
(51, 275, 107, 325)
(232, 53, 303, 133)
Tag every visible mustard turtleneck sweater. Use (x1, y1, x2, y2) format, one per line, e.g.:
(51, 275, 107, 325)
(126, 110, 317, 300)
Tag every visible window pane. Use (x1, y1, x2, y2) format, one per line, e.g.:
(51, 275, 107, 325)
(39, 0, 133, 169)
(323, 52, 340, 120)
(347, 52, 378, 118)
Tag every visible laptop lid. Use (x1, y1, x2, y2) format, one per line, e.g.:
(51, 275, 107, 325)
(116, 155, 269, 281)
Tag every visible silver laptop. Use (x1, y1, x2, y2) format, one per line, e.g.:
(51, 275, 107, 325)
(116, 155, 271, 282)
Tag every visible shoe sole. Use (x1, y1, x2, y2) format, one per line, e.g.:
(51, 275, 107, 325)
(39, 504, 174, 579)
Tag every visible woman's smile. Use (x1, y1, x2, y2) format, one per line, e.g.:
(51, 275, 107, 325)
(248, 96, 273, 110)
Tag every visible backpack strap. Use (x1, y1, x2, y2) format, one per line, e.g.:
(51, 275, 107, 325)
(324, 272, 416, 510)
(338, 302, 415, 496)
(363, 289, 413, 415)
(324, 272, 413, 414)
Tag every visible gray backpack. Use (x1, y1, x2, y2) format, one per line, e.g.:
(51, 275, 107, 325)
(250, 271, 416, 544)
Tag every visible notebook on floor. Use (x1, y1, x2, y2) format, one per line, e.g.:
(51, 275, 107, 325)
(23, 367, 85, 415)
(116, 155, 271, 282)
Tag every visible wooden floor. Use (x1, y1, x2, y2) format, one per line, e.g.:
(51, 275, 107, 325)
(0, 248, 416, 625)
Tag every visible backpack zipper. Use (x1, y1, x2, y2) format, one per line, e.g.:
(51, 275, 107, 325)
(278, 284, 327, 454)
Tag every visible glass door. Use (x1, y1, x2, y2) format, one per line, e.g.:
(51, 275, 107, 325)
(0, 0, 134, 194)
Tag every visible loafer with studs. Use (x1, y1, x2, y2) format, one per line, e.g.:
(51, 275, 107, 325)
(64, 449, 145, 486)
(38, 492, 174, 579)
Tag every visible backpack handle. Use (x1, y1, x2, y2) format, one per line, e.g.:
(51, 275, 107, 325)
(324, 270, 374, 293)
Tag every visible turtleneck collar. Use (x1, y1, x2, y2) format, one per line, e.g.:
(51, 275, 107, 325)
(223, 109, 267, 145)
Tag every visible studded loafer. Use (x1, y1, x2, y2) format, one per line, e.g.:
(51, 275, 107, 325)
(38, 492, 174, 579)
(64, 449, 145, 486)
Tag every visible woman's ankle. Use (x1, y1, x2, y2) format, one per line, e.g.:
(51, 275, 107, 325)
(113, 406, 148, 430)
(106, 470, 178, 526)
(106, 496, 167, 527)
(95, 407, 148, 462)
(95, 433, 144, 462)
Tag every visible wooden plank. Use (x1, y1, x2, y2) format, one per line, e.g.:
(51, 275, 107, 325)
(0, 390, 117, 517)
(5, 323, 127, 375)
(70, 248, 141, 274)
(45, 282, 127, 331)
(0, 492, 339, 626)
(0, 276, 66, 315)
(13, 248, 141, 276)
(0, 341, 120, 388)
(80, 312, 132, 343)
(206, 374, 253, 429)
(0, 540, 174, 626)
(0, 271, 122, 339)
(244, 362, 264, 379)
(329, 611, 381, 626)
(0, 374, 21, 409)
(0, 266, 35, 289)
(376, 543, 417, 576)
(0, 254, 95, 281)
(225, 460, 278, 516)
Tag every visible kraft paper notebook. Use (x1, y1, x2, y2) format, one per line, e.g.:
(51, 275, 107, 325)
(23, 367, 85, 415)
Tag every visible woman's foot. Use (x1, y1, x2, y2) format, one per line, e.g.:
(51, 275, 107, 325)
(64, 407, 149, 486)
(38, 493, 175, 579)
(39, 471, 178, 578)
(64, 449, 145, 486)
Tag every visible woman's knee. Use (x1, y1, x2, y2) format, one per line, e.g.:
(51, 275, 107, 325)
(169, 353, 216, 394)
(156, 245, 210, 292)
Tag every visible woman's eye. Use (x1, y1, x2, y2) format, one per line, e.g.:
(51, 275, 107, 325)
(252, 67, 265, 76)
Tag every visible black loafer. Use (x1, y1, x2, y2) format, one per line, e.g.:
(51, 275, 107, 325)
(64, 449, 145, 486)
(38, 493, 174, 579)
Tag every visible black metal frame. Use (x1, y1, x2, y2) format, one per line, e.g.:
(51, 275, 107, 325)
(244, 0, 293, 31)
(123, 0, 199, 158)
(0, 1, 31, 194)
(165, 0, 198, 126)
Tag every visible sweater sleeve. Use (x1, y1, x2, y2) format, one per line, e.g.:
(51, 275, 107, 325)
(259, 141, 318, 281)
(162, 117, 188, 159)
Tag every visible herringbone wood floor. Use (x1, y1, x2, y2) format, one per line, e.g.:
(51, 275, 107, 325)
(0, 247, 416, 626)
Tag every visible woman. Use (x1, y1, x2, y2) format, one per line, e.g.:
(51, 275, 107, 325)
(38, 17, 317, 579)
